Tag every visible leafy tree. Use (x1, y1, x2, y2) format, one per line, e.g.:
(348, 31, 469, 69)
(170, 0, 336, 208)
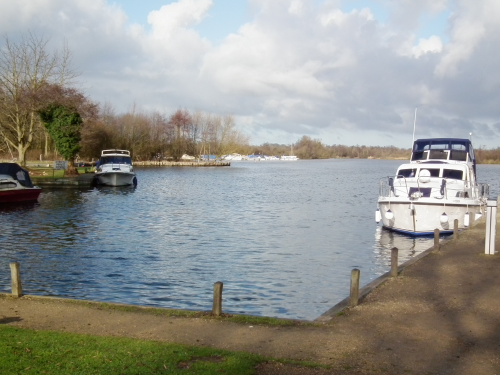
(39, 104, 82, 174)
(0, 33, 78, 165)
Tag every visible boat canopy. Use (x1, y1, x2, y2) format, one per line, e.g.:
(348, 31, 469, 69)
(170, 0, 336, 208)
(411, 138, 474, 162)
(0, 163, 35, 188)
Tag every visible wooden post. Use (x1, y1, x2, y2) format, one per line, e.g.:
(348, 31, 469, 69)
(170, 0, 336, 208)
(390, 247, 398, 277)
(212, 281, 223, 316)
(10, 262, 22, 298)
(349, 269, 360, 307)
(434, 229, 440, 251)
(454, 219, 459, 240)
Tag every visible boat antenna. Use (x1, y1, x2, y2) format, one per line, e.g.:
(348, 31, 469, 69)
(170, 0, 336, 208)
(412, 107, 417, 145)
(469, 132, 472, 141)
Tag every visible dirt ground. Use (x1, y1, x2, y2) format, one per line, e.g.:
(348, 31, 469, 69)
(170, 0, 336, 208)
(1, 216, 500, 375)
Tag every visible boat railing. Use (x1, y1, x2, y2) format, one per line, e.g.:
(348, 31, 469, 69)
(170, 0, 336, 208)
(379, 177, 489, 200)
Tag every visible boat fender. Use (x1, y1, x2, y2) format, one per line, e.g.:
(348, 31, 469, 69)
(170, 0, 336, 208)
(440, 212, 448, 224)
(375, 208, 381, 223)
(464, 212, 469, 227)
(385, 209, 394, 220)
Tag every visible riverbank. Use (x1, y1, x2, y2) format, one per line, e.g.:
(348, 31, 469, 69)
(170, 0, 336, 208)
(1, 205, 499, 374)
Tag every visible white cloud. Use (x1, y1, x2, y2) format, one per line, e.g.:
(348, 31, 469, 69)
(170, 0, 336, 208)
(412, 36, 443, 58)
(147, 0, 213, 39)
(1, 0, 500, 147)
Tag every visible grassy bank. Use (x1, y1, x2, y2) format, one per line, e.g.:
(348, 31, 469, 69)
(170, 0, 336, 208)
(0, 325, 265, 374)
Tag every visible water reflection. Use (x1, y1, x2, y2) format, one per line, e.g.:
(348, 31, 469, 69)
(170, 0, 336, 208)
(373, 226, 437, 274)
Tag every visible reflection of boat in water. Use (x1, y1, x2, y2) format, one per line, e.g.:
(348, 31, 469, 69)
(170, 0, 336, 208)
(94, 150, 137, 187)
(373, 226, 439, 272)
(0, 163, 41, 203)
(377, 138, 488, 235)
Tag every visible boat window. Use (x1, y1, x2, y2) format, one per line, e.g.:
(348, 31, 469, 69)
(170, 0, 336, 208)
(100, 156, 132, 165)
(0, 181, 17, 190)
(414, 141, 431, 151)
(429, 143, 448, 150)
(443, 169, 463, 180)
(450, 142, 467, 150)
(411, 151, 427, 161)
(429, 150, 448, 160)
(397, 168, 417, 178)
(449, 150, 467, 161)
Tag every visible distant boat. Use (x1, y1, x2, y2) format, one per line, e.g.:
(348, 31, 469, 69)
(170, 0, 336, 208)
(0, 163, 41, 203)
(94, 149, 137, 187)
(223, 153, 244, 161)
(280, 145, 298, 161)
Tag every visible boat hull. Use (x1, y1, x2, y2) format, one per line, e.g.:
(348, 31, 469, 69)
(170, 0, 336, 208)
(377, 198, 484, 235)
(95, 172, 136, 187)
(0, 188, 41, 203)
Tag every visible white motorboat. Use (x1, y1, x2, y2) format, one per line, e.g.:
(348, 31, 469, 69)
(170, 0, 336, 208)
(376, 138, 489, 235)
(280, 145, 298, 160)
(94, 149, 137, 187)
(223, 153, 244, 161)
(280, 155, 299, 161)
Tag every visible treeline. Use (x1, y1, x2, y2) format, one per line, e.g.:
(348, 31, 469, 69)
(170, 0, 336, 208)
(475, 148, 500, 164)
(72, 107, 249, 162)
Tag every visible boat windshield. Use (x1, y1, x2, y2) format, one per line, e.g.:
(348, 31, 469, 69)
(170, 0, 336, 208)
(100, 156, 132, 165)
(411, 139, 471, 162)
(442, 169, 464, 180)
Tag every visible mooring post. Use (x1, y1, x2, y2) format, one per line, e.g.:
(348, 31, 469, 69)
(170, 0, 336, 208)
(454, 219, 459, 240)
(212, 281, 223, 316)
(390, 247, 398, 277)
(10, 262, 22, 298)
(434, 229, 440, 251)
(349, 269, 360, 307)
(485, 199, 498, 255)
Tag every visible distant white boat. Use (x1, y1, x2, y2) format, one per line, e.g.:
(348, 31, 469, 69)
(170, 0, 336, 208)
(223, 153, 244, 161)
(280, 145, 298, 160)
(280, 155, 299, 161)
(95, 149, 137, 187)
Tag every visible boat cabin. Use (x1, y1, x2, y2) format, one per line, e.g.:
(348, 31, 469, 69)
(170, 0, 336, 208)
(410, 138, 476, 172)
(98, 150, 132, 165)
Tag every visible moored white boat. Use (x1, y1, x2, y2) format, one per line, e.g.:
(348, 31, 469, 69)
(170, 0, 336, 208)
(376, 138, 488, 235)
(280, 145, 298, 160)
(95, 149, 137, 187)
(0, 163, 41, 203)
(280, 155, 299, 161)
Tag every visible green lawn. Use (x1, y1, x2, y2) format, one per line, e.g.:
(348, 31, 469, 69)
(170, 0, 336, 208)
(0, 325, 264, 374)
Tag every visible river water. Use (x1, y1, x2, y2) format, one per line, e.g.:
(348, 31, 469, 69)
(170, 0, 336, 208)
(1, 159, 499, 320)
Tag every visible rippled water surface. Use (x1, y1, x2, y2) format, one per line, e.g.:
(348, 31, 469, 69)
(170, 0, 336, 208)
(1, 160, 499, 320)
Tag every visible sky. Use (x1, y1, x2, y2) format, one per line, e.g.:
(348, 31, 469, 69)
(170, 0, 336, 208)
(1, 0, 500, 148)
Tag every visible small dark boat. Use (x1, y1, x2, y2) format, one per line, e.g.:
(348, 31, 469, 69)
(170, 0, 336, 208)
(0, 163, 41, 203)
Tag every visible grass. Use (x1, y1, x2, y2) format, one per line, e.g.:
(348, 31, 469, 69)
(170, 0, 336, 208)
(0, 325, 265, 374)
(27, 166, 95, 178)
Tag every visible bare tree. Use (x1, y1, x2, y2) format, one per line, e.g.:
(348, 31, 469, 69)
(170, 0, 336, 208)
(0, 32, 78, 165)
